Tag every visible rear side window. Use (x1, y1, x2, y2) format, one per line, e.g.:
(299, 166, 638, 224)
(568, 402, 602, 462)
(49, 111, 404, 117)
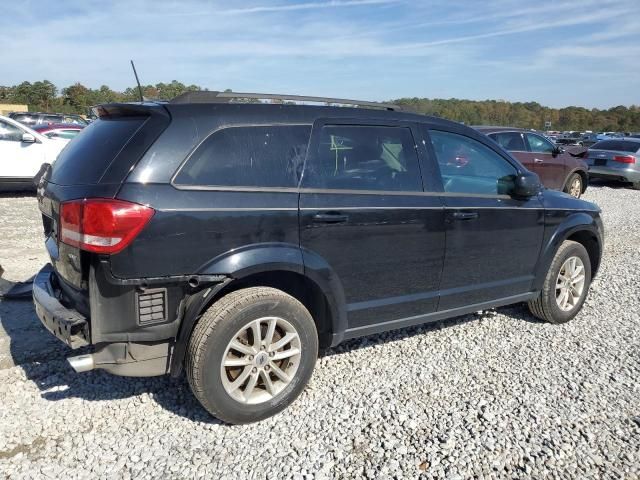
(591, 140, 640, 153)
(489, 132, 526, 151)
(50, 117, 146, 185)
(429, 130, 516, 195)
(174, 125, 311, 188)
(303, 125, 422, 192)
(11, 114, 37, 125)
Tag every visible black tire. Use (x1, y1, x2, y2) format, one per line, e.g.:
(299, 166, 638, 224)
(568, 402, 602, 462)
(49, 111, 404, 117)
(528, 240, 591, 324)
(564, 173, 583, 198)
(631, 181, 640, 190)
(186, 287, 318, 424)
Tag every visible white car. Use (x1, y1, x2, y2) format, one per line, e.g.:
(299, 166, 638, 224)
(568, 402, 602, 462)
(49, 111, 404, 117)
(0, 114, 69, 191)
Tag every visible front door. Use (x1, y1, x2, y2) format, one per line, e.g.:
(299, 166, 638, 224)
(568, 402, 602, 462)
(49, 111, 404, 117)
(299, 120, 446, 334)
(0, 119, 44, 179)
(525, 132, 565, 190)
(424, 128, 544, 310)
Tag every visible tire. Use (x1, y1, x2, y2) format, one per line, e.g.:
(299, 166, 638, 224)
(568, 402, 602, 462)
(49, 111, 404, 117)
(564, 173, 583, 198)
(631, 182, 640, 191)
(186, 287, 318, 424)
(528, 240, 591, 324)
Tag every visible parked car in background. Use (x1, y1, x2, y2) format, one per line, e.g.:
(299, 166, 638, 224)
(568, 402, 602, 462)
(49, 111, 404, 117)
(0, 114, 68, 191)
(586, 138, 640, 190)
(475, 127, 588, 198)
(555, 137, 584, 147)
(33, 92, 604, 424)
(8, 112, 88, 127)
(32, 123, 84, 140)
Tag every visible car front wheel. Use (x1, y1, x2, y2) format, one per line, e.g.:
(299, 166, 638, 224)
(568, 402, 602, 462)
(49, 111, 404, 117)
(186, 287, 318, 424)
(528, 240, 592, 324)
(564, 173, 583, 198)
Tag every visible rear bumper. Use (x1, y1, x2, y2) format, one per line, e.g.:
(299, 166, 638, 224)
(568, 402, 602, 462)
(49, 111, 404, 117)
(33, 264, 89, 348)
(33, 263, 171, 376)
(588, 166, 640, 183)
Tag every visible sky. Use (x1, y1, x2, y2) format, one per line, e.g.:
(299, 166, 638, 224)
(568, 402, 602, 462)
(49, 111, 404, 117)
(2, 0, 639, 109)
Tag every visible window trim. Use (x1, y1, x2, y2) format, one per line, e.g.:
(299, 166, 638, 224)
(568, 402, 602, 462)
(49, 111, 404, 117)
(300, 119, 425, 194)
(170, 123, 313, 190)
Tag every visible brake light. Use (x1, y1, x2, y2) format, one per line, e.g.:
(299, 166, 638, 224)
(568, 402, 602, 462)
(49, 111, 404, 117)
(613, 155, 636, 164)
(60, 199, 154, 254)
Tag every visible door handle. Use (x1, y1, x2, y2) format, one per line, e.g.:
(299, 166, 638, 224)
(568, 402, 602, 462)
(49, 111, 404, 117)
(312, 212, 349, 223)
(534, 158, 544, 163)
(451, 211, 479, 221)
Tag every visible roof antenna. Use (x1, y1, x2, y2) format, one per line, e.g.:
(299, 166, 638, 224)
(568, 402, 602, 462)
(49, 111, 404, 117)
(130, 60, 144, 102)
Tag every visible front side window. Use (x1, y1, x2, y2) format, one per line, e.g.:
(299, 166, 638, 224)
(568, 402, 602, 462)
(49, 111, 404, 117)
(303, 125, 422, 192)
(526, 133, 555, 154)
(174, 125, 311, 188)
(429, 130, 517, 195)
(489, 132, 526, 151)
(0, 120, 23, 142)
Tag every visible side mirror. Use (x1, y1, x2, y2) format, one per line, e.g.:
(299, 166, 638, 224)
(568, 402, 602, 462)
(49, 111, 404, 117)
(512, 171, 541, 198)
(552, 146, 564, 156)
(21, 133, 36, 143)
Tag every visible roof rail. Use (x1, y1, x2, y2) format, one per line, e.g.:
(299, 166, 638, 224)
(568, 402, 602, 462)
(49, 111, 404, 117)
(169, 90, 400, 111)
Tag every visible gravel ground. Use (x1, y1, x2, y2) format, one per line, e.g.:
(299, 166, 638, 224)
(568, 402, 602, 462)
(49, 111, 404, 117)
(0, 183, 639, 479)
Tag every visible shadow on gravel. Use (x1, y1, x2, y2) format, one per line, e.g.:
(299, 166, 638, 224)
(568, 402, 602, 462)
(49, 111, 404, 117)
(0, 291, 220, 425)
(1, 272, 540, 424)
(0, 191, 36, 199)
(587, 179, 631, 190)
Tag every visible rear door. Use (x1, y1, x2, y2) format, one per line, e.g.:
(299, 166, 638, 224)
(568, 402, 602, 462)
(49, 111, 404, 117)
(424, 127, 544, 310)
(299, 119, 445, 334)
(487, 131, 533, 171)
(525, 133, 564, 189)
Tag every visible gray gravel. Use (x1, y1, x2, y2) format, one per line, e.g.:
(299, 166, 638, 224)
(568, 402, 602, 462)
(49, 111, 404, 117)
(1, 182, 639, 479)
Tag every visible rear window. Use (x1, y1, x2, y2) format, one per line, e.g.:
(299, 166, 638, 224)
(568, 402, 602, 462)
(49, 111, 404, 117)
(11, 114, 37, 125)
(50, 117, 146, 185)
(174, 125, 311, 188)
(591, 140, 640, 153)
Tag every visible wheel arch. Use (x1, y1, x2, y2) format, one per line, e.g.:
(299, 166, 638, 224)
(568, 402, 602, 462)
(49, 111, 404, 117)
(169, 244, 347, 376)
(533, 213, 603, 291)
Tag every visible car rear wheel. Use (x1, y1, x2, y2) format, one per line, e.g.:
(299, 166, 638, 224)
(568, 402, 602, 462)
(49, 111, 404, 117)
(186, 287, 318, 424)
(564, 173, 583, 198)
(528, 240, 591, 324)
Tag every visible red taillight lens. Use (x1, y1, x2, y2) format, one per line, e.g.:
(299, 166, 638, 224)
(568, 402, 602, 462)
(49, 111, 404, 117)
(60, 199, 154, 254)
(613, 155, 636, 164)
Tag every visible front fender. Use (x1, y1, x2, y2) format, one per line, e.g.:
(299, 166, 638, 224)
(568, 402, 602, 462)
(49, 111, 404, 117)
(532, 211, 603, 291)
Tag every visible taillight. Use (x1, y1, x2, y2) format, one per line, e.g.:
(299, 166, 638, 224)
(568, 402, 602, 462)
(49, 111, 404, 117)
(613, 155, 636, 164)
(60, 199, 154, 254)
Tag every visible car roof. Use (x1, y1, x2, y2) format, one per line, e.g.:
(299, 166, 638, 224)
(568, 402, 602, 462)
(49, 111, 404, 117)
(473, 126, 534, 133)
(32, 123, 84, 131)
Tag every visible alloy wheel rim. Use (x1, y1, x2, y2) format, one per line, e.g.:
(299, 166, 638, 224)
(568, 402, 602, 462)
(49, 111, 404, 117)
(555, 256, 586, 311)
(220, 316, 301, 404)
(570, 177, 582, 197)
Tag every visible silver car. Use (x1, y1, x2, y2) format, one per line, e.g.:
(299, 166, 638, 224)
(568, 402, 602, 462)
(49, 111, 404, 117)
(586, 138, 640, 190)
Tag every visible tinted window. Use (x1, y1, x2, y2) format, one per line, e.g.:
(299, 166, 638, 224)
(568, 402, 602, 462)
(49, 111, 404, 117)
(42, 115, 64, 124)
(591, 140, 640, 153)
(175, 126, 310, 188)
(304, 125, 422, 192)
(0, 120, 23, 142)
(50, 117, 146, 185)
(429, 130, 516, 195)
(489, 132, 526, 151)
(527, 133, 555, 154)
(11, 114, 37, 126)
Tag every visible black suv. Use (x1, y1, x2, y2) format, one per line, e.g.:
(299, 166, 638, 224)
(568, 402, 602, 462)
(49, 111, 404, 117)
(33, 92, 604, 424)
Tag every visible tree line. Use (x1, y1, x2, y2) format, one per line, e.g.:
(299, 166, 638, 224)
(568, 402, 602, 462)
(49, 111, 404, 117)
(1, 80, 639, 132)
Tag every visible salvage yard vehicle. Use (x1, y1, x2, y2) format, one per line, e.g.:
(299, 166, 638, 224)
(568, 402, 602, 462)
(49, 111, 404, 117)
(475, 127, 589, 198)
(0, 114, 68, 191)
(585, 138, 640, 190)
(33, 92, 604, 424)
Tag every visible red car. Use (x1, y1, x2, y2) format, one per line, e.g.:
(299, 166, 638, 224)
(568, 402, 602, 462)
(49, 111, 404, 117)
(32, 123, 84, 140)
(476, 127, 588, 198)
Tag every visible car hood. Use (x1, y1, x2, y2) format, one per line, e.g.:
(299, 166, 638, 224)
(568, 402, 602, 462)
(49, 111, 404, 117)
(541, 189, 600, 213)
